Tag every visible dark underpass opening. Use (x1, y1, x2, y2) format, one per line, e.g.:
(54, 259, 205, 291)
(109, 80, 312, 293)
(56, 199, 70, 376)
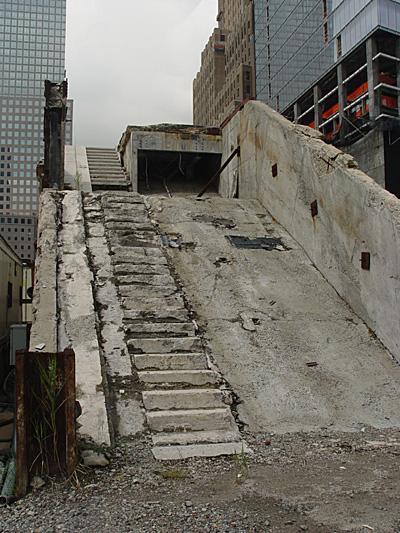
(138, 150, 222, 195)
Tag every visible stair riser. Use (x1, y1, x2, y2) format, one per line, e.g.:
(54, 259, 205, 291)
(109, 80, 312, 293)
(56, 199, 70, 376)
(135, 354, 207, 372)
(147, 410, 235, 432)
(143, 389, 223, 411)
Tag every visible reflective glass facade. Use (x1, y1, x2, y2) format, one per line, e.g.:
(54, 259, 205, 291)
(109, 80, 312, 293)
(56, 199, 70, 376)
(254, 0, 400, 115)
(254, 0, 335, 112)
(0, 0, 68, 261)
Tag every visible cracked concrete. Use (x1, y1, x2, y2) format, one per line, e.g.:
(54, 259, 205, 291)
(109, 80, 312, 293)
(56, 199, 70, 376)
(149, 195, 400, 434)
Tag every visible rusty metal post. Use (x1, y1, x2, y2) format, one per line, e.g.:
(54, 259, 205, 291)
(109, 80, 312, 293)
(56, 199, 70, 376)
(43, 80, 68, 190)
(63, 348, 77, 476)
(15, 349, 28, 498)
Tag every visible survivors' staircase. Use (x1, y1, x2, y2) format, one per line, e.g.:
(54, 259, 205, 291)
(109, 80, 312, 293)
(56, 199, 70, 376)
(84, 191, 247, 460)
(86, 147, 130, 191)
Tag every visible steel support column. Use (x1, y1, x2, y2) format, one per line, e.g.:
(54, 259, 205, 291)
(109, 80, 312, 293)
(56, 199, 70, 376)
(366, 37, 379, 121)
(314, 85, 322, 129)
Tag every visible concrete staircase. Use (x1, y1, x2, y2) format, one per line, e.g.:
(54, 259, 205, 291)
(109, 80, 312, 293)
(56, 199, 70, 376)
(86, 191, 247, 460)
(86, 147, 130, 191)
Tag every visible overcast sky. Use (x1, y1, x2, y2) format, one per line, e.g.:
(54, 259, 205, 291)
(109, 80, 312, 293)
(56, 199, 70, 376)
(65, 0, 217, 148)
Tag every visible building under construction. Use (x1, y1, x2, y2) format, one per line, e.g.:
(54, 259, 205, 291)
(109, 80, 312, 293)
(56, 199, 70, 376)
(254, 0, 400, 197)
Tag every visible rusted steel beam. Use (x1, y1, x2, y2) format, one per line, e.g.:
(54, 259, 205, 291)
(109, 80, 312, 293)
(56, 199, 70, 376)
(43, 80, 68, 190)
(197, 146, 240, 198)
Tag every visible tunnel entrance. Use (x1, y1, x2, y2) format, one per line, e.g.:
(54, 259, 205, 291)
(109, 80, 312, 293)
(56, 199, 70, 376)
(137, 150, 221, 195)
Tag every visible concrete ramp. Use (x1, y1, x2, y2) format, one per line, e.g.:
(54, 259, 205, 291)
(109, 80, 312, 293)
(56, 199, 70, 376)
(149, 196, 400, 434)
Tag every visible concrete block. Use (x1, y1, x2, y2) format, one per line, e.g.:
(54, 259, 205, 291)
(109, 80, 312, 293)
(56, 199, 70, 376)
(115, 274, 176, 287)
(143, 389, 223, 411)
(137, 369, 218, 386)
(125, 322, 195, 337)
(146, 407, 235, 432)
(123, 308, 189, 322)
(152, 429, 241, 446)
(128, 336, 202, 354)
(134, 353, 207, 371)
(152, 442, 250, 461)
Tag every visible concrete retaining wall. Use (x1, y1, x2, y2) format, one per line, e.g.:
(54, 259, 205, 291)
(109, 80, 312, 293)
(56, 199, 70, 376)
(220, 101, 400, 361)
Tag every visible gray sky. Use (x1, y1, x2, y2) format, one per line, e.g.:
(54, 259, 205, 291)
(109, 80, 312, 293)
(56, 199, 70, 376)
(66, 0, 216, 148)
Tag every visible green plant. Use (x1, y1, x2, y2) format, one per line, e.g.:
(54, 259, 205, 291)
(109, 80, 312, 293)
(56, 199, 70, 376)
(31, 355, 64, 476)
(234, 444, 249, 484)
(74, 171, 82, 190)
(158, 468, 187, 480)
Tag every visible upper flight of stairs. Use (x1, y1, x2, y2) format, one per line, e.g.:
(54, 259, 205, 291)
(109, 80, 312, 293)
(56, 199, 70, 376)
(86, 147, 130, 191)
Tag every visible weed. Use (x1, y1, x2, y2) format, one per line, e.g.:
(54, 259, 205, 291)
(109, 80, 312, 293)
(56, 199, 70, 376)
(74, 171, 82, 190)
(234, 444, 249, 484)
(158, 469, 187, 480)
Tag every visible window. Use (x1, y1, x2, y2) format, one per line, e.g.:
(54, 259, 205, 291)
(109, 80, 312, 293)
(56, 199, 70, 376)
(337, 35, 342, 57)
(7, 282, 12, 308)
(323, 0, 328, 18)
(324, 22, 329, 44)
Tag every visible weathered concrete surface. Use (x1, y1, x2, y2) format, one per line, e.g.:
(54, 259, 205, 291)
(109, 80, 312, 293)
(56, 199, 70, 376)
(149, 196, 400, 434)
(79, 191, 246, 459)
(29, 191, 59, 353)
(83, 193, 145, 438)
(344, 128, 386, 188)
(64, 146, 92, 192)
(57, 192, 110, 445)
(219, 101, 400, 362)
(118, 125, 222, 191)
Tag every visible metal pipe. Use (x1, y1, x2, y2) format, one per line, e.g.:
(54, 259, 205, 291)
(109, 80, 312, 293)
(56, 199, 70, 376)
(197, 146, 240, 198)
(373, 52, 400, 63)
(318, 86, 338, 105)
(297, 104, 314, 121)
(343, 64, 367, 85)
(344, 93, 368, 112)
(319, 112, 339, 129)
(374, 82, 400, 92)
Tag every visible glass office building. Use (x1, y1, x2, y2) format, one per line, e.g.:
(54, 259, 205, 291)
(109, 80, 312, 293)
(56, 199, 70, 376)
(254, 0, 335, 113)
(254, 0, 400, 115)
(0, 0, 70, 261)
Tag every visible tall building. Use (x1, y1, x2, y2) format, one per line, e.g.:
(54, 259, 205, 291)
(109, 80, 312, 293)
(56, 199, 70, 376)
(254, 0, 400, 196)
(0, 0, 71, 261)
(193, 0, 256, 127)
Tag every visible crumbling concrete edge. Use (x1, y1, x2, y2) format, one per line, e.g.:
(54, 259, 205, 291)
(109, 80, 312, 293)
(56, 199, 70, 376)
(57, 191, 111, 446)
(29, 190, 59, 352)
(83, 192, 146, 441)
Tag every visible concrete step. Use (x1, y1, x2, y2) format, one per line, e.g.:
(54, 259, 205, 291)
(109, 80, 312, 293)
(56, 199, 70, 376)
(146, 407, 235, 433)
(134, 353, 207, 371)
(119, 285, 177, 299)
(142, 388, 224, 411)
(116, 274, 175, 287)
(113, 263, 170, 276)
(138, 369, 218, 387)
(123, 308, 189, 323)
(128, 336, 202, 354)
(152, 429, 241, 446)
(152, 442, 249, 461)
(126, 322, 195, 338)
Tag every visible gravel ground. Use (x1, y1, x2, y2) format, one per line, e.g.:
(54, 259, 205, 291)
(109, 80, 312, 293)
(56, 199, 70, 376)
(1, 428, 400, 532)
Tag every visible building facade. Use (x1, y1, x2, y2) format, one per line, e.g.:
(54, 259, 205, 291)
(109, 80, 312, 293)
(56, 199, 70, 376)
(254, 0, 400, 197)
(193, 0, 256, 126)
(0, 0, 71, 261)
